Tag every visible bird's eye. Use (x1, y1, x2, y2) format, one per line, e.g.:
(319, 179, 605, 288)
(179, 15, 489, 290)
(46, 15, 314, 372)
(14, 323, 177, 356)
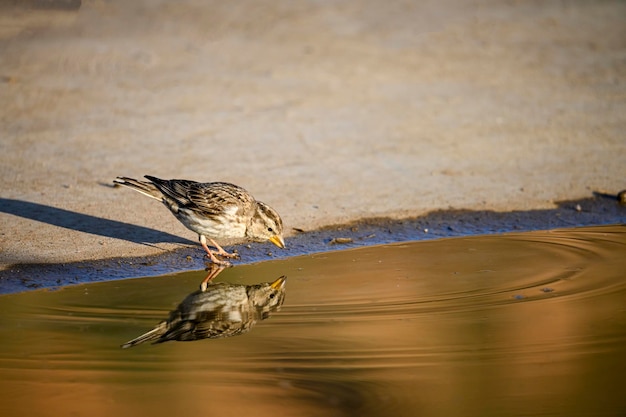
(269, 293, 275, 299)
(267, 227, 274, 233)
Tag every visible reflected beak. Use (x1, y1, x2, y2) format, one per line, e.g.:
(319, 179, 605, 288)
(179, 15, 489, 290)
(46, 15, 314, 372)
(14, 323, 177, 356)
(271, 276, 287, 290)
(269, 235, 286, 249)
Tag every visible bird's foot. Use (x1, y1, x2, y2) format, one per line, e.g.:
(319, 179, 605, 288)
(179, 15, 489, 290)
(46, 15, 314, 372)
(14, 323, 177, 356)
(215, 249, 240, 260)
(200, 263, 228, 291)
(204, 254, 233, 267)
(204, 238, 240, 260)
(203, 247, 236, 266)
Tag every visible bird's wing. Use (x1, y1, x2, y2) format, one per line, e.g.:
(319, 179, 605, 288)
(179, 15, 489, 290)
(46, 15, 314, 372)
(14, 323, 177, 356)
(155, 313, 252, 342)
(185, 182, 255, 217)
(144, 176, 197, 205)
(192, 318, 253, 339)
(145, 176, 255, 219)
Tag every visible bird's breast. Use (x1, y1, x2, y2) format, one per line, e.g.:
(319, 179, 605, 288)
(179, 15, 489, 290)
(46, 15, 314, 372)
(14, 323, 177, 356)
(176, 207, 247, 239)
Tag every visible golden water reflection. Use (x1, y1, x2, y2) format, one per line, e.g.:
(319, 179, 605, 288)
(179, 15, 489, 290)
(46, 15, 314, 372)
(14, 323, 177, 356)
(0, 225, 625, 417)
(122, 276, 286, 347)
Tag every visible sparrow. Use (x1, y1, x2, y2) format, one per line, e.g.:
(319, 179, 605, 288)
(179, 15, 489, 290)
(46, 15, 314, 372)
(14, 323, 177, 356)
(113, 175, 285, 265)
(121, 276, 286, 348)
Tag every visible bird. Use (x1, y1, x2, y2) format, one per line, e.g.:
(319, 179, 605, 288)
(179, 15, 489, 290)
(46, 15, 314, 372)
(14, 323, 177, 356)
(121, 276, 286, 348)
(113, 175, 285, 265)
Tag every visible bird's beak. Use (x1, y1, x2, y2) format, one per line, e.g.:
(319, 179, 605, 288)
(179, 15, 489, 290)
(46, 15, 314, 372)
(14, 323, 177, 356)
(271, 276, 286, 290)
(269, 235, 286, 249)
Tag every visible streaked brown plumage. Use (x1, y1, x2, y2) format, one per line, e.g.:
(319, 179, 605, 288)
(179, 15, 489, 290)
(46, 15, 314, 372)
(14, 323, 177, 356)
(114, 175, 285, 265)
(121, 276, 286, 348)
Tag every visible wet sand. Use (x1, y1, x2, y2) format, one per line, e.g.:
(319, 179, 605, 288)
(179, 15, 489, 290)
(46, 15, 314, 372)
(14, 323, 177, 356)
(1, 1, 625, 285)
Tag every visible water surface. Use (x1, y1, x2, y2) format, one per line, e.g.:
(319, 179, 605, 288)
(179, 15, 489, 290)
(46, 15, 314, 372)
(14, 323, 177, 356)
(1, 225, 625, 417)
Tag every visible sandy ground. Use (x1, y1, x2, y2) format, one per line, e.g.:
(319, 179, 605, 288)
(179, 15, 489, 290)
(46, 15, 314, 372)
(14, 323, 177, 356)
(1, 0, 625, 270)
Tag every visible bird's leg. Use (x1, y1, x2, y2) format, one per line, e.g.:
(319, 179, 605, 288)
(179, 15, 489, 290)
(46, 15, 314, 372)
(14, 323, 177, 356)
(199, 235, 232, 266)
(200, 263, 226, 291)
(208, 238, 240, 259)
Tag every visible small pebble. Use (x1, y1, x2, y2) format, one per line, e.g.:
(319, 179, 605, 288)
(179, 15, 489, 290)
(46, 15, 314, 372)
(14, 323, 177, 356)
(575, 204, 582, 212)
(329, 237, 353, 244)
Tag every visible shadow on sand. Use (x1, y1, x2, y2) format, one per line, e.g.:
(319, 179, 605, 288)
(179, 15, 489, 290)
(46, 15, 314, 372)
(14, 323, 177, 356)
(0, 198, 193, 246)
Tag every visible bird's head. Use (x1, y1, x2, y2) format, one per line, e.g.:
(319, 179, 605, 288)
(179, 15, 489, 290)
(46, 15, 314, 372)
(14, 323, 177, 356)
(247, 201, 285, 249)
(248, 276, 287, 319)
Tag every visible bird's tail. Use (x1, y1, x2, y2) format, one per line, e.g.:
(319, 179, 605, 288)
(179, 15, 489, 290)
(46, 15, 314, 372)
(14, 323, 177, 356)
(121, 322, 167, 349)
(114, 177, 163, 201)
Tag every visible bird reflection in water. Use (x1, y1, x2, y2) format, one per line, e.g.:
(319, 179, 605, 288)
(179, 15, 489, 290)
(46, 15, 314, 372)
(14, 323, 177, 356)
(121, 275, 286, 348)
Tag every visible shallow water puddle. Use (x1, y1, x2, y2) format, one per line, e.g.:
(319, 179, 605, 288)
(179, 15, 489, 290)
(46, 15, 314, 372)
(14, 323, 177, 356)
(1, 225, 625, 417)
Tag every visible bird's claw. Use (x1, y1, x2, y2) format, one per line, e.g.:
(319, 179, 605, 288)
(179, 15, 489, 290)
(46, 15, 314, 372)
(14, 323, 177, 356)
(217, 250, 240, 260)
(203, 253, 234, 266)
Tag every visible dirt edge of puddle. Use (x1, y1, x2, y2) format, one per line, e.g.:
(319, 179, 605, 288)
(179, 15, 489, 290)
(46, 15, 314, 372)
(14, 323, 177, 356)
(1, 193, 624, 294)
